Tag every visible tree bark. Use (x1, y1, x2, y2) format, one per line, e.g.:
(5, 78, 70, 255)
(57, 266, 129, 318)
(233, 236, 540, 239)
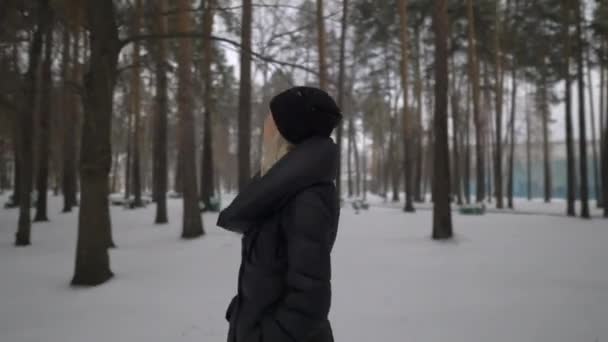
(16, 0, 47, 246)
(347, 115, 353, 197)
(466, 0, 485, 203)
(432, 0, 452, 240)
(575, 0, 589, 218)
(200, 0, 216, 210)
(124, 105, 132, 199)
(237, 0, 252, 191)
(507, 58, 517, 209)
(11, 78, 21, 207)
(62, 27, 78, 212)
(599, 43, 605, 209)
(0, 138, 6, 192)
(177, 0, 204, 238)
(463, 81, 472, 204)
(153, 0, 169, 224)
(526, 92, 532, 200)
(398, 0, 414, 212)
(71, 0, 119, 285)
(413, 27, 424, 202)
(493, 0, 504, 209)
(450, 48, 462, 205)
(130, 0, 143, 208)
(539, 78, 552, 203)
(585, 37, 601, 207)
(34, 9, 54, 222)
(561, 0, 576, 215)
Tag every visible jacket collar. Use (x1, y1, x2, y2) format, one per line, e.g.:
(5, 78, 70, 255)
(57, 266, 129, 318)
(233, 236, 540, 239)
(217, 136, 338, 233)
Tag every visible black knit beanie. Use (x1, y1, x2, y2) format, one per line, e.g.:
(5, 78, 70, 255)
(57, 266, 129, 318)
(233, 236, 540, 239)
(269, 86, 342, 145)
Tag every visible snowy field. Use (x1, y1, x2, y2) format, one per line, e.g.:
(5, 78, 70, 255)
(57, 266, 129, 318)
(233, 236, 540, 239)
(0, 192, 607, 342)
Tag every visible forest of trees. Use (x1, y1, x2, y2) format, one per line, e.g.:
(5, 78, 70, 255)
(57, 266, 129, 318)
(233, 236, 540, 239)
(0, 0, 607, 286)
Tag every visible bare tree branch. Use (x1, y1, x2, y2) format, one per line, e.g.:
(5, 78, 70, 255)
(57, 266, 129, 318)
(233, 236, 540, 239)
(120, 33, 320, 76)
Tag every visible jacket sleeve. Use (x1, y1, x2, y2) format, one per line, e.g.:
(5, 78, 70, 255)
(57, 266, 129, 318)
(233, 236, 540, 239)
(261, 189, 333, 341)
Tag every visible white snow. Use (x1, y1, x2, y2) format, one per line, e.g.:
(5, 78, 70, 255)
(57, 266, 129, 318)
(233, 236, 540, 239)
(0, 192, 607, 342)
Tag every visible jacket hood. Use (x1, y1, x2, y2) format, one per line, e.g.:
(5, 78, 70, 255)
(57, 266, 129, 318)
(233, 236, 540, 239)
(217, 136, 338, 233)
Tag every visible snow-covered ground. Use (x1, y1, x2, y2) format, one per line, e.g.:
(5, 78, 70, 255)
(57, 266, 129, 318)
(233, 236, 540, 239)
(0, 192, 607, 342)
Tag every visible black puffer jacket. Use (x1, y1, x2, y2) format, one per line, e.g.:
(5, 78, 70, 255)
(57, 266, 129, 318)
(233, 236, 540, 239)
(217, 137, 340, 342)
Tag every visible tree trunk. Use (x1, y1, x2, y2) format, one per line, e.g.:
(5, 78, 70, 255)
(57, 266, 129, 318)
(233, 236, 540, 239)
(526, 93, 532, 200)
(575, 0, 589, 218)
(585, 37, 600, 207)
(177, 0, 204, 238)
(34, 10, 54, 222)
(603, 75, 608, 216)
(540, 79, 552, 203)
(432, 0, 452, 240)
(71, 0, 119, 285)
(153, 0, 168, 224)
(316, 0, 328, 90)
(0, 139, 6, 192)
(464, 80, 471, 204)
(390, 116, 400, 202)
(466, 0, 485, 203)
(507, 57, 517, 209)
(16, 0, 47, 246)
(237, 0, 252, 191)
(483, 61, 495, 205)
(413, 27, 424, 202)
(353, 125, 361, 197)
(450, 49, 462, 205)
(130, 0, 143, 208)
(562, 0, 576, 215)
(398, 0, 414, 212)
(493, 0, 504, 209)
(124, 107, 132, 199)
(599, 44, 605, 209)
(200, 0, 216, 210)
(347, 116, 353, 197)
(62, 27, 78, 212)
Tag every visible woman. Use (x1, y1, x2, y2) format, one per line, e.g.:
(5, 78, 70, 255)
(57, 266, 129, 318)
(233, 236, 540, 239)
(217, 86, 342, 342)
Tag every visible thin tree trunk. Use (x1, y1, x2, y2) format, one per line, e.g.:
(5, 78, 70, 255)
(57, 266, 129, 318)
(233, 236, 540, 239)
(200, 0, 216, 210)
(507, 57, 517, 209)
(483, 62, 494, 204)
(585, 38, 600, 207)
(237, 0, 252, 191)
(493, 0, 504, 208)
(16, 0, 47, 246)
(450, 48, 462, 205)
(124, 107, 132, 199)
(432, 0, 452, 240)
(177, 0, 204, 238)
(526, 92, 532, 200)
(464, 80, 471, 204)
(353, 126, 361, 197)
(34, 10, 54, 222)
(71, 0, 119, 285)
(413, 27, 424, 202)
(466, 0, 485, 203)
(562, 0, 576, 215)
(153, 0, 168, 224)
(390, 116, 400, 202)
(0, 139, 6, 192)
(575, 0, 589, 218)
(62, 27, 77, 212)
(398, 0, 414, 212)
(540, 79, 552, 203)
(347, 116, 353, 197)
(130, 0, 143, 208)
(599, 45, 605, 209)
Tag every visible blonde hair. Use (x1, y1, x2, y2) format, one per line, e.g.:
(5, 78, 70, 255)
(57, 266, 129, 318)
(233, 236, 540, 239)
(260, 132, 294, 176)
